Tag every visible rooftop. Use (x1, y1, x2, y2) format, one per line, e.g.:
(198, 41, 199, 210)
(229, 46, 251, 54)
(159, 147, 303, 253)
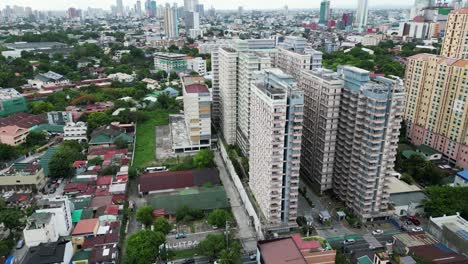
(154, 52, 187, 58)
(456, 170, 468, 181)
(185, 83, 209, 94)
(387, 176, 422, 194)
(72, 218, 99, 235)
(0, 88, 23, 100)
(23, 240, 70, 264)
(430, 213, 468, 238)
(258, 237, 307, 264)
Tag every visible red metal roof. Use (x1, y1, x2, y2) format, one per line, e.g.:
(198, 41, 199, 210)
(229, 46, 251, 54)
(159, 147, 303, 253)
(291, 235, 321, 250)
(72, 218, 99, 235)
(96, 175, 113, 186)
(185, 84, 209, 93)
(104, 205, 119, 215)
(138, 169, 219, 193)
(258, 238, 306, 264)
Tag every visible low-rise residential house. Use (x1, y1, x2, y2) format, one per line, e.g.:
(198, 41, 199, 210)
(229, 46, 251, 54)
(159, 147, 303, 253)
(108, 72, 135, 83)
(28, 71, 71, 88)
(36, 196, 74, 236)
(0, 125, 29, 146)
(453, 170, 468, 187)
(387, 177, 426, 217)
(23, 240, 74, 264)
(48, 111, 74, 125)
(64, 122, 88, 142)
(23, 212, 59, 247)
(416, 145, 443, 161)
(89, 125, 133, 146)
(427, 213, 468, 256)
(72, 218, 100, 250)
(0, 162, 46, 191)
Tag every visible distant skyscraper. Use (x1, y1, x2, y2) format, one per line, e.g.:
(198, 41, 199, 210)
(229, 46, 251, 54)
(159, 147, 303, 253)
(164, 3, 179, 39)
(136, 0, 142, 17)
(116, 0, 124, 17)
(342, 12, 353, 28)
(249, 68, 303, 228)
(355, 0, 369, 31)
(319, 0, 331, 24)
(150, 0, 157, 17)
(441, 8, 468, 59)
(410, 0, 435, 19)
(195, 4, 204, 16)
(184, 11, 199, 30)
(184, 0, 198, 11)
(238, 6, 243, 16)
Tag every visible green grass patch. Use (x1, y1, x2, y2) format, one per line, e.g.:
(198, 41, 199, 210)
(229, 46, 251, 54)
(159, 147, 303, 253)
(172, 248, 198, 259)
(133, 110, 170, 168)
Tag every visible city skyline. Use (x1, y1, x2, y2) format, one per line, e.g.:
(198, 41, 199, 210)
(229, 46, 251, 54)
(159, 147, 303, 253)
(0, 0, 412, 11)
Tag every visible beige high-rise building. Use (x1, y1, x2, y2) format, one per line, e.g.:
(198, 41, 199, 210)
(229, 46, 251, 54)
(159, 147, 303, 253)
(274, 47, 322, 80)
(404, 54, 468, 168)
(249, 68, 303, 228)
(334, 66, 405, 221)
(441, 8, 468, 59)
(218, 47, 238, 145)
(299, 69, 343, 193)
(404, 8, 468, 169)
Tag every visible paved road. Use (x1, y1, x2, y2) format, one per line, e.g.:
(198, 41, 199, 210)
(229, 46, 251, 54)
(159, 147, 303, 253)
(214, 151, 257, 252)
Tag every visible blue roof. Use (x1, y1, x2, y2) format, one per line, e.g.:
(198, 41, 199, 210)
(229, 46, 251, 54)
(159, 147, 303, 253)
(456, 170, 468, 181)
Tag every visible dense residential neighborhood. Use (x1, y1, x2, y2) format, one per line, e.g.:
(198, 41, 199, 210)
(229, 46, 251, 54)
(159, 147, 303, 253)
(0, 0, 467, 263)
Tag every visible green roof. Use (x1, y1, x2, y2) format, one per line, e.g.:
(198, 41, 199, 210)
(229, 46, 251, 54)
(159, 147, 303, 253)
(89, 132, 133, 145)
(357, 256, 373, 264)
(438, 8, 451, 15)
(72, 209, 83, 223)
(72, 250, 91, 261)
(39, 146, 58, 176)
(149, 186, 229, 214)
(70, 197, 91, 210)
(32, 124, 64, 133)
(81, 208, 94, 219)
(417, 144, 440, 156)
(402, 150, 425, 159)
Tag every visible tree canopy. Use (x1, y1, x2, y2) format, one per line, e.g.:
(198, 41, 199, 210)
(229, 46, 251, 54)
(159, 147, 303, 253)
(136, 205, 154, 226)
(124, 229, 165, 264)
(207, 209, 233, 228)
(424, 186, 468, 219)
(193, 149, 215, 168)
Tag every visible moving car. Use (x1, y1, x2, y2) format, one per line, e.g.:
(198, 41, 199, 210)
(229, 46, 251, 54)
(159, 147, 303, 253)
(175, 233, 187, 239)
(182, 258, 195, 264)
(16, 240, 24, 249)
(343, 239, 356, 245)
(372, 229, 384, 235)
(411, 227, 423, 232)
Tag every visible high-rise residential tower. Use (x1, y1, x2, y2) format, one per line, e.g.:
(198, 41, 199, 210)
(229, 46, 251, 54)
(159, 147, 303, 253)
(404, 8, 468, 169)
(116, 0, 124, 17)
(319, 0, 331, 24)
(299, 69, 343, 193)
(355, 0, 369, 32)
(249, 68, 303, 229)
(164, 3, 179, 39)
(333, 66, 404, 221)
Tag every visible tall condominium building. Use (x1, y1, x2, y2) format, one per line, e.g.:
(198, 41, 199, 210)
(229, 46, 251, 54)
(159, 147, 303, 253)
(210, 41, 232, 126)
(237, 47, 272, 156)
(116, 0, 124, 17)
(404, 8, 468, 169)
(319, 0, 331, 24)
(249, 68, 303, 228)
(441, 9, 468, 59)
(218, 47, 238, 145)
(334, 66, 404, 221)
(355, 0, 369, 31)
(299, 69, 343, 193)
(274, 37, 322, 80)
(181, 75, 211, 148)
(184, 11, 199, 30)
(215, 39, 276, 150)
(164, 3, 179, 39)
(404, 54, 468, 168)
(410, 0, 435, 19)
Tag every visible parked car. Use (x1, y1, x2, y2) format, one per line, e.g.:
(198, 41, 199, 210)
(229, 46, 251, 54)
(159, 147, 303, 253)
(182, 258, 195, 264)
(409, 216, 420, 225)
(16, 240, 24, 249)
(411, 227, 423, 232)
(372, 229, 384, 235)
(249, 253, 257, 260)
(175, 233, 187, 239)
(343, 239, 356, 245)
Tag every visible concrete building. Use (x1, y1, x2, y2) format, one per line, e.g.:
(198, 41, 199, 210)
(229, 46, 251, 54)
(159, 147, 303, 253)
(299, 69, 343, 193)
(184, 11, 199, 30)
(441, 8, 468, 59)
(23, 212, 59, 247)
(0, 125, 28, 146)
(403, 54, 468, 168)
(355, 0, 369, 31)
(187, 57, 207, 75)
(218, 47, 239, 145)
(274, 46, 322, 80)
(0, 88, 28, 117)
(454, 170, 468, 187)
(249, 68, 303, 229)
(64, 122, 88, 142)
(47, 111, 73, 125)
(23, 240, 74, 264)
(0, 163, 46, 191)
(154, 52, 187, 72)
(427, 213, 468, 255)
(164, 3, 179, 39)
(36, 196, 74, 237)
(333, 66, 405, 222)
(169, 75, 211, 152)
(387, 176, 426, 217)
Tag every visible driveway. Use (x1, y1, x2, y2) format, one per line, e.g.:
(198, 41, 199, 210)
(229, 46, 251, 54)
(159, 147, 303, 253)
(214, 151, 257, 252)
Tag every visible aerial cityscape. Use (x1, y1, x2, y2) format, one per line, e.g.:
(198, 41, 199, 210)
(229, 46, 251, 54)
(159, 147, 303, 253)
(0, 0, 467, 263)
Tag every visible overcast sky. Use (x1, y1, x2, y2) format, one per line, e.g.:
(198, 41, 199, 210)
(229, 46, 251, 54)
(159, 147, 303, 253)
(1, 0, 412, 11)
